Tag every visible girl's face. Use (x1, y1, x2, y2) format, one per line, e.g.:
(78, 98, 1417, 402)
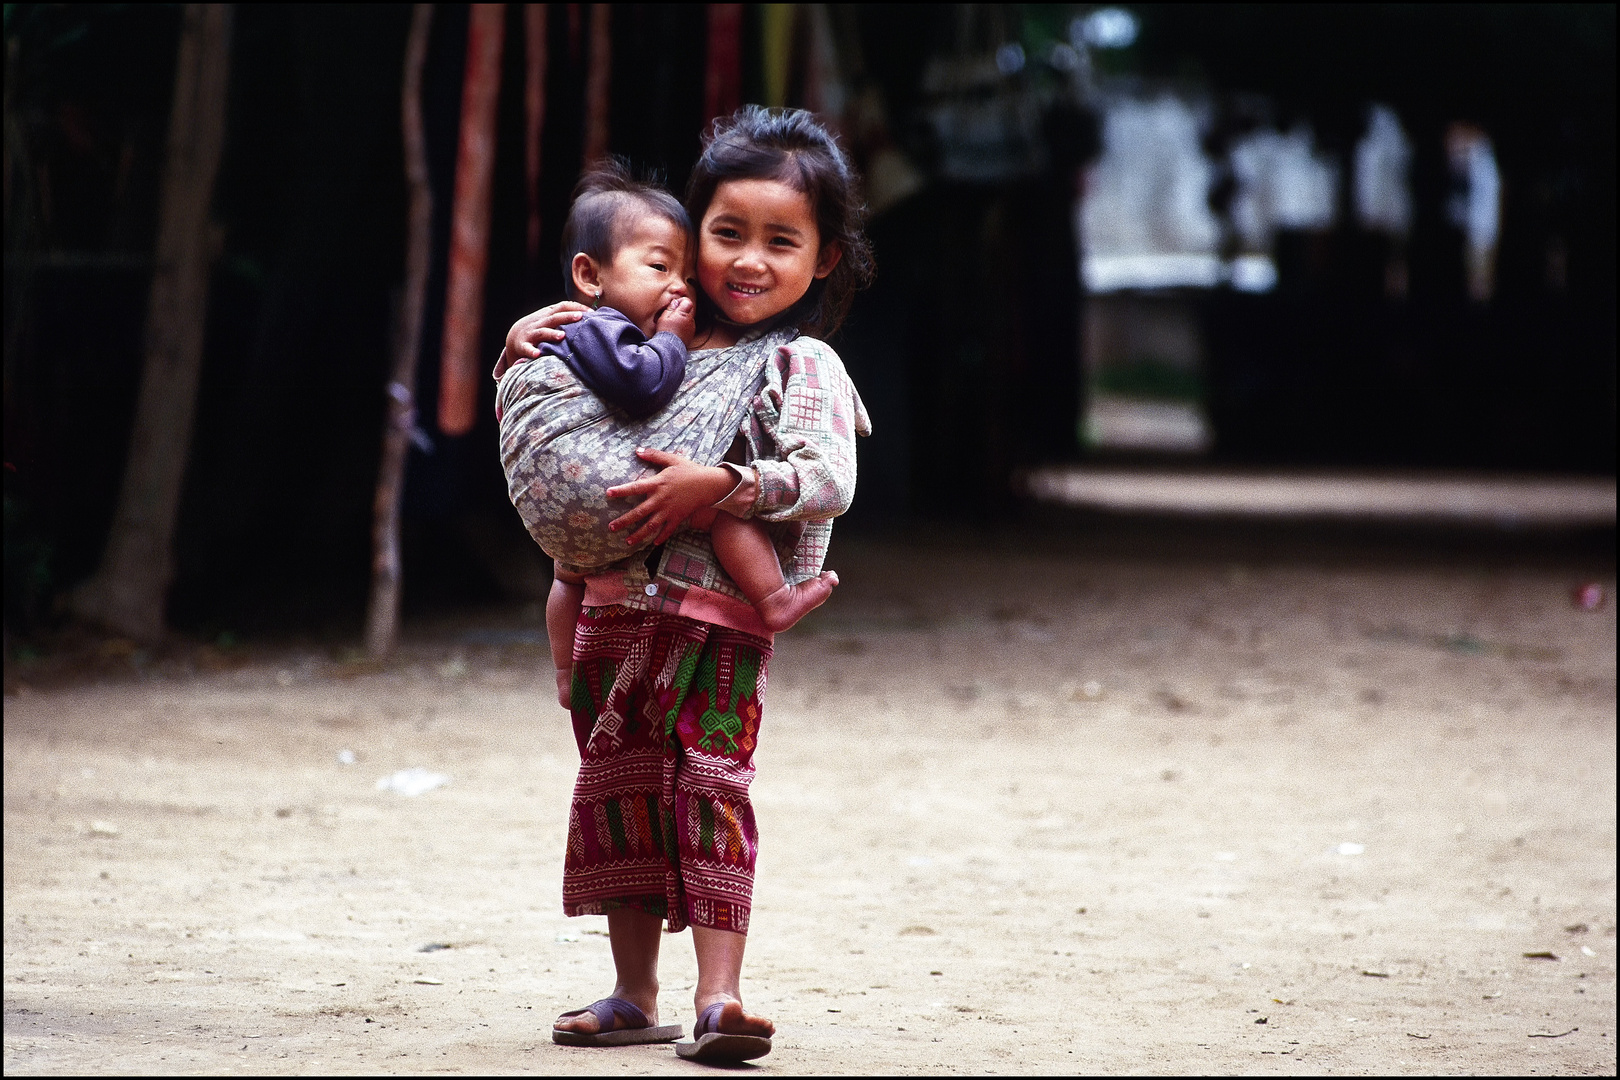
(697, 178, 842, 328)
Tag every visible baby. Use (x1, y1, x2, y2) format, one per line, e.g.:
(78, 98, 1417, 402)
(496, 163, 837, 705)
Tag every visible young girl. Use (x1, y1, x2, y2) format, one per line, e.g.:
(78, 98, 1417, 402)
(495, 162, 840, 710)
(500, 106, 872, 1062)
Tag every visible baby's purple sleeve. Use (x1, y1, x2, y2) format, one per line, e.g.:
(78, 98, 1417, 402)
(560, 309, 687, 418)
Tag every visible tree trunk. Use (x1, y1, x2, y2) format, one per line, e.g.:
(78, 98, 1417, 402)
(364, 3, 435, 660)
(69, 4, 232, 643)
(437, 2, 505, 438)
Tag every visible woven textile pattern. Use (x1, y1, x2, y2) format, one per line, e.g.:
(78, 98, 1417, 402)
(563, 604, 770, 934)
(495, 328, 795, 575)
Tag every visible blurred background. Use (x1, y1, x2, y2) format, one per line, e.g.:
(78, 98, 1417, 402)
(3, 3, 1615, 646)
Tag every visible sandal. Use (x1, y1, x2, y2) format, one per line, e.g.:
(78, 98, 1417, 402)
(552, 997, 682, 1046)
(674, 1000, 773, 1062)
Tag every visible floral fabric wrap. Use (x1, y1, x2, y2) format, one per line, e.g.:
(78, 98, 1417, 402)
(496, 328, 796, 575)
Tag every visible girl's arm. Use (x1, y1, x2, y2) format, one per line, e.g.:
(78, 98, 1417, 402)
(491, 300, 591, 380)
(604, 341, 870, 543)
(746, 339, 870, 523)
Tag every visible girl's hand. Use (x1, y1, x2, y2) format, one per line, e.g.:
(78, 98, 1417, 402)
(495, 301, 591, 377)
(606, 448, 738, 547)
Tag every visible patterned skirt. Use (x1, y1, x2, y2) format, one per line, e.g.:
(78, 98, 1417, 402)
(563, 604, 771, 934)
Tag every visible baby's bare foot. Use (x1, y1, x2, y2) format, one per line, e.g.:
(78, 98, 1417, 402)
(755, 571, 838, 632)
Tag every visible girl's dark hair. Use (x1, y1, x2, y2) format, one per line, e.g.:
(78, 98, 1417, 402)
(560, 157, 692, 301)
(685, 106, 874, 338)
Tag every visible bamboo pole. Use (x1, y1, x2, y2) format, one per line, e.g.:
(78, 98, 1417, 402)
(365, 3, 435, 659)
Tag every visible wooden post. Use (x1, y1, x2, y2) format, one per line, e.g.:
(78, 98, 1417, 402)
(524, 4, 548, 262)
(438, 3, 506, 437)
(364, 3, 435, 660)
(704, 3, 742, 126)
(581, 3, 611, 165)
(69, 4, 232, 643)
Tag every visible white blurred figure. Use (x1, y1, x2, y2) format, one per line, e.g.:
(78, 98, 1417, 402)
(1446, 123, 1500, 302)
(1077, 93, 1218, 455)
(1355, 104, 1414, 298)
(1228, 125, 1339, 253)
(1354, 104, 1413, 237)
(1080, 96, 1222, 291)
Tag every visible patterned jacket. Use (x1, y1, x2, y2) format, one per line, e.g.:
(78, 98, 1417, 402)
(582, 334, 871, 640)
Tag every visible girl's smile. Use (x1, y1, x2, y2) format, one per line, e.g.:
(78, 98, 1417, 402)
(698, 178, 841, 331)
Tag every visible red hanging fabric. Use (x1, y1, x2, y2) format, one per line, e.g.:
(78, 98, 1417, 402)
(438, 3, 506, 437)
(704, 4, 742, 126)
(524, 4, 548, 263)
(581, 3, 612, 165)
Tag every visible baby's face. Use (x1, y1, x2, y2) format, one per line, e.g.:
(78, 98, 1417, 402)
(598, 214, 693, 338)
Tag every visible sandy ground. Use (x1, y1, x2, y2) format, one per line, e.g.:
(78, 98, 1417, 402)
(4, 525, 1616, 1075)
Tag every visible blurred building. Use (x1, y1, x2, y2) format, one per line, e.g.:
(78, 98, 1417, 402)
(3, 4, 1613, 635)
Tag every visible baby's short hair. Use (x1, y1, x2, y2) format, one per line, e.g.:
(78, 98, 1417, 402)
(560, 158, 691, 302)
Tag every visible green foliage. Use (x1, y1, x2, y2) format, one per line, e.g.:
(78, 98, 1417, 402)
(1092, 360, 1204, 402)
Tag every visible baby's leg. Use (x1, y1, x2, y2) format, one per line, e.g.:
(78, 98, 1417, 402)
(710, 515, 837, 633)
(548, 565, 587, 708)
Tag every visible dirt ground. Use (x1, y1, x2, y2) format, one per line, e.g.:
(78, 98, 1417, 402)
(4, 524, 1616, 1075)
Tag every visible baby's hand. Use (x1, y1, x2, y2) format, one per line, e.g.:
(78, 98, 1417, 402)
(654, 297, 696, 346)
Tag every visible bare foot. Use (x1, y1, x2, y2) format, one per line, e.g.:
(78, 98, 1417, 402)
(553, 1008, 600, 1035)
(702, 998, 775, 1038)
(554, 993, 661, 1035)
(555, 669, 572, 709)
(754, 571, 838, 632)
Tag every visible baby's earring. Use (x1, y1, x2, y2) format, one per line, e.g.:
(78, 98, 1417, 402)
(592, 289, 602, 310)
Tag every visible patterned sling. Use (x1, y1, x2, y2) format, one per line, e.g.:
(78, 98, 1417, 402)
(496, 328, 797, 575)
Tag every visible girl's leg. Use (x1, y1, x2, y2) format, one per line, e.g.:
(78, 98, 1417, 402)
(709, 515, 837, 632)
(552, 907, 664, 1033)
(692, 926, 775, 1036)
(547, 566, 587, 707)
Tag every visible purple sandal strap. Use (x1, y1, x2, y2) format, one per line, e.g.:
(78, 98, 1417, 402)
(695, 1001, 728, 1036)
(592, 997, 650, 1031)
(556, 997, 651, 1032)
